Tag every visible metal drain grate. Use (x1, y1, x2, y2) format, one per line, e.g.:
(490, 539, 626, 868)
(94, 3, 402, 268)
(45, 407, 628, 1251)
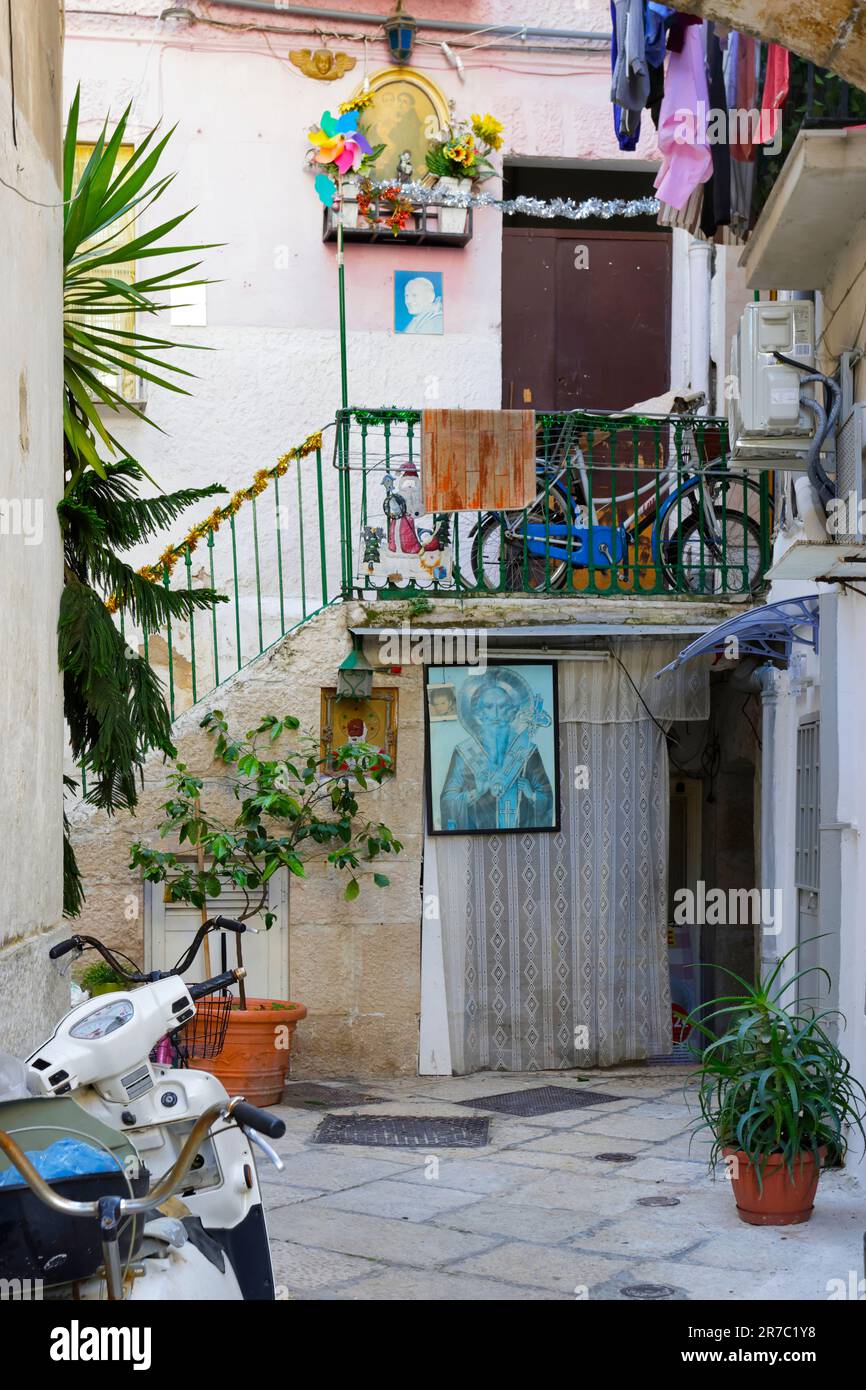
(595, 1151, 638, 1164)
(457, 1085, 622, 1118)
(621, 1284, 686, 1301)
(281, 1083, 386, 1109)
(636, 1195, 681, 1208)
(311, 1114, 491, 1149)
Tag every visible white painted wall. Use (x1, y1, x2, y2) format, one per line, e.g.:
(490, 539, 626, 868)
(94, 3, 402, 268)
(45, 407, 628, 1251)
(0, 1, 68, 1054)
(61, 2, 708, 619)
(765, 552, 866, 1160)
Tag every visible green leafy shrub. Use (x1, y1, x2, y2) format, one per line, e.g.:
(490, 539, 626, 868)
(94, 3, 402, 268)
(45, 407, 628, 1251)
(130, 711, 403, 920)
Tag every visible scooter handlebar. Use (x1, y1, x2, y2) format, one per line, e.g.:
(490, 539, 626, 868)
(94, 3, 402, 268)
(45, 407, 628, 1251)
(188, 968, 245, 1001)
(229, 1099, 286, 1140)
(48, 936, 82, 960)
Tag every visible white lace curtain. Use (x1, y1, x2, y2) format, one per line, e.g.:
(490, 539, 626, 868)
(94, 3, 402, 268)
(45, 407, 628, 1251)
(559, 640, 710, 724)
(436, 643, 707, 1072)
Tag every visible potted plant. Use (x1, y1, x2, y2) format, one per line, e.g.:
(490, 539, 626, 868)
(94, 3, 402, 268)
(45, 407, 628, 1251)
(425, 110, 503, 234)
(686, 945, 866, 1226)
(79, 961, 129, 998)
(131, 711, 402, 1103)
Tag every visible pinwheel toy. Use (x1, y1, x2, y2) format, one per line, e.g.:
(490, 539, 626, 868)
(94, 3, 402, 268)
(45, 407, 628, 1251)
(308, 110, 373, 201)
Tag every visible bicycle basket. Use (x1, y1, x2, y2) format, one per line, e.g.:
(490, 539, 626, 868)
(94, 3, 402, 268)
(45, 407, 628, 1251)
(178, 992, 233, 1061)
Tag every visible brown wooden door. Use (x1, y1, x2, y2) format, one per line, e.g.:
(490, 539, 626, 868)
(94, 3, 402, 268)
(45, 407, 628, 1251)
(502, 228, 672, 411)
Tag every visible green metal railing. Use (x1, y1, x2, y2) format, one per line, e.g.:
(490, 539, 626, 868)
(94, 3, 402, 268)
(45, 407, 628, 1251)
(108, 407, 773, 741)
(335, 407, 773, 602)
(117, 430, 341, 723)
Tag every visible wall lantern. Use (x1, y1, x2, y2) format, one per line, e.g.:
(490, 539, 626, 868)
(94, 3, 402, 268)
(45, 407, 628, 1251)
(336, 638, 374, 700)
(384, 1, 417, 65)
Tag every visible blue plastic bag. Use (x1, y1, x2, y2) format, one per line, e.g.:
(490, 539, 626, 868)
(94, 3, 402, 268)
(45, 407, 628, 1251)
(0, 1136, 122, 1189)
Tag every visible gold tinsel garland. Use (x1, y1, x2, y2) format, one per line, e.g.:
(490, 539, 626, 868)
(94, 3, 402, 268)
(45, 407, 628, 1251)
(105, 429, 324, 613)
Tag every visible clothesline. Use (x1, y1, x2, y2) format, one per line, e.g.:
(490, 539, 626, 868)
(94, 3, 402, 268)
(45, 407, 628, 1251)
(609, 4, 790, 241)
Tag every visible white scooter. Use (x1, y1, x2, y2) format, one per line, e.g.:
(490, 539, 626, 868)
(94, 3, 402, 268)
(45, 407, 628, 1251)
(0, 919, 285, 1301)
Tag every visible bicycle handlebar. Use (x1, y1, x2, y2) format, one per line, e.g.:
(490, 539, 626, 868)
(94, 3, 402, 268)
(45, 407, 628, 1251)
(49, 917, 252, 985)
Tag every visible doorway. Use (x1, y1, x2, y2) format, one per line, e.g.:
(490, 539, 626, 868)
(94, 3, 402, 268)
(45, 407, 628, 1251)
(655, 776, 703, 1061)
(501, 163, 672, 411)
(144, 876, 289, 999)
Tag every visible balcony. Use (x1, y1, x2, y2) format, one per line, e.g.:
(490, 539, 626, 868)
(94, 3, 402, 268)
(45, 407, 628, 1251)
(334, 408, 773, 602)
(105, 408, 773, 740)
(749, 57, 866, 240)
(323, 191, 473, 248)
(743, 125, 866, 290)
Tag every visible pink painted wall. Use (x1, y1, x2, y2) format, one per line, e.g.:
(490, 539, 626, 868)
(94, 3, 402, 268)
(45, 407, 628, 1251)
(62, 2, 663, 495)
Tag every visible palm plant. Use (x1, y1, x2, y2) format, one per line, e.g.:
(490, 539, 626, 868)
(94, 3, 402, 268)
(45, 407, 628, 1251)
(685, 944, 866, 1185)
(61, 90, 225, 914)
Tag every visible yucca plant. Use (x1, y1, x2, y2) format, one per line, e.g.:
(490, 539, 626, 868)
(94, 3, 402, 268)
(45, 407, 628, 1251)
(61, 89, 225, 915)
(63, 87, 215, 484)
(685, 944, 866, 1187)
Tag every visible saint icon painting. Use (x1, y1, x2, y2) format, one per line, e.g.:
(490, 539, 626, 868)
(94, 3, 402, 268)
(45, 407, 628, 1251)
(426, 663, 559, 833)
(394, 270, 444, 335)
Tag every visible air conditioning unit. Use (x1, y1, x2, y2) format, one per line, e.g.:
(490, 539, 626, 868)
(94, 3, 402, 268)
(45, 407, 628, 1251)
(728, 300, 816, 469)
(828, 403, 866, 544)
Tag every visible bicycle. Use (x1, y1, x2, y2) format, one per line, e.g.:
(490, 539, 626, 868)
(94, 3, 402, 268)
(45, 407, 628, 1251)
(467, 413, 769, 597)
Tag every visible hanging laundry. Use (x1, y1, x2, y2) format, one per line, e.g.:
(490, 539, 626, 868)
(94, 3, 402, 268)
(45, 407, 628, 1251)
(700, 23, 731, 237)
(654, 21, 713, 211)
(657, 184, 705, 235)
(645, 2, 674, 128)
(761, 42, 790, 146)
(724, 30, 739, 108)
(732, 33, 760, 162)
(666, 11, 701, 53)
(645, 2, 673, 66)
(720, 30, 750, 239)
(610, 0, 649, 149)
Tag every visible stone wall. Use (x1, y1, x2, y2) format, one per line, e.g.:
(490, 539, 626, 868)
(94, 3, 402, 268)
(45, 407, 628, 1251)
(0, 0, 68, 1055)
(69, 593, 738, 1076)
(70, 602, 427, 1078)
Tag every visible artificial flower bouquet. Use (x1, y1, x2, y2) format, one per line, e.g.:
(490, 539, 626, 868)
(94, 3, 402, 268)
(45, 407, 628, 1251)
(425, 111, 504, 184)
(357, 177, 414, 236)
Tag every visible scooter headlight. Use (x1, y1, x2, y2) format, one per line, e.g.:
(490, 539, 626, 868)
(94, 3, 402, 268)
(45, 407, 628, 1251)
(69, 998, 134, 1039)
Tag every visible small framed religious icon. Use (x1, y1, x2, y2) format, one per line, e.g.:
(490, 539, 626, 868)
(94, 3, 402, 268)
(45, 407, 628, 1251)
(320, 686, 399, 776)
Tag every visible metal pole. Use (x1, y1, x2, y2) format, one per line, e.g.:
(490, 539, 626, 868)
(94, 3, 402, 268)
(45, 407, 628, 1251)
(336, 202, 349, 411)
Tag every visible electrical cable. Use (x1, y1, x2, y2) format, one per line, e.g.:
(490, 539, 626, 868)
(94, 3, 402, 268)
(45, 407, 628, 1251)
(740, 694, 762, 750)
(773, 352, 840, 508)
(607, 646, 681, 746)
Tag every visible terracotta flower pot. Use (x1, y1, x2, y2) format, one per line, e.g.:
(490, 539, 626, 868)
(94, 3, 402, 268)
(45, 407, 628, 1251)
(723, 1146, 825, 1226)
(190, 997, 307, 1106)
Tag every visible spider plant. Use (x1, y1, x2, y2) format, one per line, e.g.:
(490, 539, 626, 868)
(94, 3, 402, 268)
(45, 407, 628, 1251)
(685, 943, 866, 1186)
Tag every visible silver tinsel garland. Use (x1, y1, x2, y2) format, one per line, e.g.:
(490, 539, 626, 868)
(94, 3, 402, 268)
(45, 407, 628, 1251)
(368, 179, 659, 220)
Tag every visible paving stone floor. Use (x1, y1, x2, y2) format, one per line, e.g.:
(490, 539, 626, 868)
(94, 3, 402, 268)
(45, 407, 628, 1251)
(262, 1067, 866, 1301)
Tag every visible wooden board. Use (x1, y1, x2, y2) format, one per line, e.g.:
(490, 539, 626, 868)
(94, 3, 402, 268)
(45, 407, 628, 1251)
(421, 409, 536, 513)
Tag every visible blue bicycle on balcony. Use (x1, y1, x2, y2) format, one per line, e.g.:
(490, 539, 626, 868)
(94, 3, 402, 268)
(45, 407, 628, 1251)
(467, 414, 769, 597)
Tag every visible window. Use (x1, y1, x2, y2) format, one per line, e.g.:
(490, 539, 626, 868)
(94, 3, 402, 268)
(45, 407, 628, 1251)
(795, 718, 820, 892)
